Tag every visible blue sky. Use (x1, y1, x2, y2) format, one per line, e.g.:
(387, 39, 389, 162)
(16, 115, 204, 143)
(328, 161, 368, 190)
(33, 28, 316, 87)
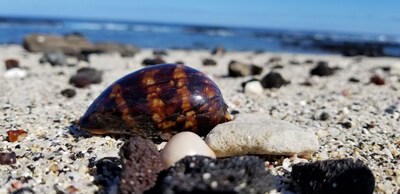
(0, 0, 399, 35)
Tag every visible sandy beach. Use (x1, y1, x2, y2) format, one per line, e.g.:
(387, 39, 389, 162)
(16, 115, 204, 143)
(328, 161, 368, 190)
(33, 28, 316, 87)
(0, 44, 399, 193)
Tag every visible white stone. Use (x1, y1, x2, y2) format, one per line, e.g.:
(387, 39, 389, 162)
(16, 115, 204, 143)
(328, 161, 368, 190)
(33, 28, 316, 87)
(4, 68, 27, 78)
(160, 131, 216, 168)
(205, 113, 319, 157)
(244, 81, 263, 95)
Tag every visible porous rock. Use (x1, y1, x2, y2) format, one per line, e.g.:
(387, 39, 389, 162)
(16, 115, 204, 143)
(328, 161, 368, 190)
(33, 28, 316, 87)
(119, 135, 162, 194)
(205, 113, 319, 157)
(291, 159, 375, 194)
(149, 155, 275, 194)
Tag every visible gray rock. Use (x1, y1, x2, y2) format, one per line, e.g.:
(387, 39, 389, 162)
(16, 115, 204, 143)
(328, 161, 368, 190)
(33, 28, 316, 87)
(205, 113, 319, 157)
(39, 51, 67, 66)
(92, 42, 139, 57)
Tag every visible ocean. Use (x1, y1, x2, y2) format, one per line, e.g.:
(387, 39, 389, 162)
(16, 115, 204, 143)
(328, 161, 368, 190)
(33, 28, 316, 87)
(1, 17, 400, 56)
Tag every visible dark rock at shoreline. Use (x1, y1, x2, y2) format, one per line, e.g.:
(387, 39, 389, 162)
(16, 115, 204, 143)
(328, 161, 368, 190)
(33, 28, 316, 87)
(291, 159, 375, 194)
(92, 42, 139, 57)
(23, 34, 92, 55)
(69, 67, 102, 88)
(153, 50, 168, 56)
(202, 58, 217, 66)
(228, 61, 263, 77)
(261, 72, 289, 88)
(39, 51, 67, 66)
(119, 136, 162, 194)
(310, 62, 335, 76)
(5, 59, 20, 70)
(211, 46, 225, 55)
(23, 34, 139, 58)
(149, 155, 274, 194)
(142, 57, 166, 66)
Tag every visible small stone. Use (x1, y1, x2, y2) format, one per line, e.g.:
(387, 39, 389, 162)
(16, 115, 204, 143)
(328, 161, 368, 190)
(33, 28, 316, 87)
(153, 50, 168, 56)
(4, 68, 27, 78)
(142, 57, 165, 66)
(348, 77, 360, 83)
(160, 132, 216, 169)
(150, 155, 275, 193)
(39, 51, 67, 66)
(319, 112, 330, 121)
(202, 58, 217, 66)
(243, 80, 263, 95)
(0, 152, 17, 165)
(291, 159, 375, 194)
(7, 129, 28, 142)
(211, 46, 225, 55)
(370, 74, 385, 85)
(205, 113, 319, 157)
(310, 62, 334, 76)
(118, 135, 162, 194)
(5, 59, 20, 70)
(69, 67, 102, 88)
(228, 60, 263, 77)
(261, 71, 289, 89)
(61, 88, 76, 98)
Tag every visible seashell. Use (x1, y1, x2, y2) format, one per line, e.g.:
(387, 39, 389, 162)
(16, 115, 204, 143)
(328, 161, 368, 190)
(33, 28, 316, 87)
(160, 131, 216, 168)
(78, 63, 231, 141)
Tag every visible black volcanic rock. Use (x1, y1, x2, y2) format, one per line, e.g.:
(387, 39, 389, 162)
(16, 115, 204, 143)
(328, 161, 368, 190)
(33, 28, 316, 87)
(291, 159, 375, 194)
(149, 155, 274, 194)
(310, 61, 335, 76)
(261, 72, 289, 88)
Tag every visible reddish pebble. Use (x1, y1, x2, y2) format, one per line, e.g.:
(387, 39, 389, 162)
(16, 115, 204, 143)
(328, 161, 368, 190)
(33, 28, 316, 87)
(0, 152, 17, 165)
(11, 180, 22, 189)
(7, 129, 28, 142)
(370, 75, 385, 85)
(5, 59, 20, 70)
(67, 185, 79, 193)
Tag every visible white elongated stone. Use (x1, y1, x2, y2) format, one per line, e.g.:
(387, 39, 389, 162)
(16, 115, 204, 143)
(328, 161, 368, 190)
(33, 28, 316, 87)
(160, 131, 216, 168)
(4, 68, 27, 78)
(205, 113, 319, 157)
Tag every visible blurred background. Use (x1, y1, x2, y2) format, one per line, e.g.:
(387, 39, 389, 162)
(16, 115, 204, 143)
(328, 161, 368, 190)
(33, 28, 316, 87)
(0, 0, 399, 56)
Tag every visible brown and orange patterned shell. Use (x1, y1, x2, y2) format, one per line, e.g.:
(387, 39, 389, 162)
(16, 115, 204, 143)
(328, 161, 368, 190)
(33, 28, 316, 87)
(78, 63, 231, 141)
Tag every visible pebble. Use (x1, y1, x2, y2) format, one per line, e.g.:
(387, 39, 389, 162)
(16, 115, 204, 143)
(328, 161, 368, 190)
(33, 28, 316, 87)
(69, 67, 102, 88)
(60, 88, 77, 98)
(243, 80, 263, 95)
(4, 68, 27, 78)
(5, 58, 20, 70)
(291, 159, 375, 194)
(0, 152, 17, 165)
(205, 113, 319, 157)
(149, 155, 275, 193)
(228, 60, 263, 77)
(261, 71, 289, 89)
(141, 57, 165, 66)
(118, 135, 162, 194)
(370, 74, 385, 85)
(202, 58, 217, 66)
(39, 51, 67, 66)
(160, 132, 216, 169)
(310, 61, 335, 76)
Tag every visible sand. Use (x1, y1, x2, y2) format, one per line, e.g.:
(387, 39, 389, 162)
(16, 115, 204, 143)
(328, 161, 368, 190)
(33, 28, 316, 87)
(0, 44, 399, 193)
